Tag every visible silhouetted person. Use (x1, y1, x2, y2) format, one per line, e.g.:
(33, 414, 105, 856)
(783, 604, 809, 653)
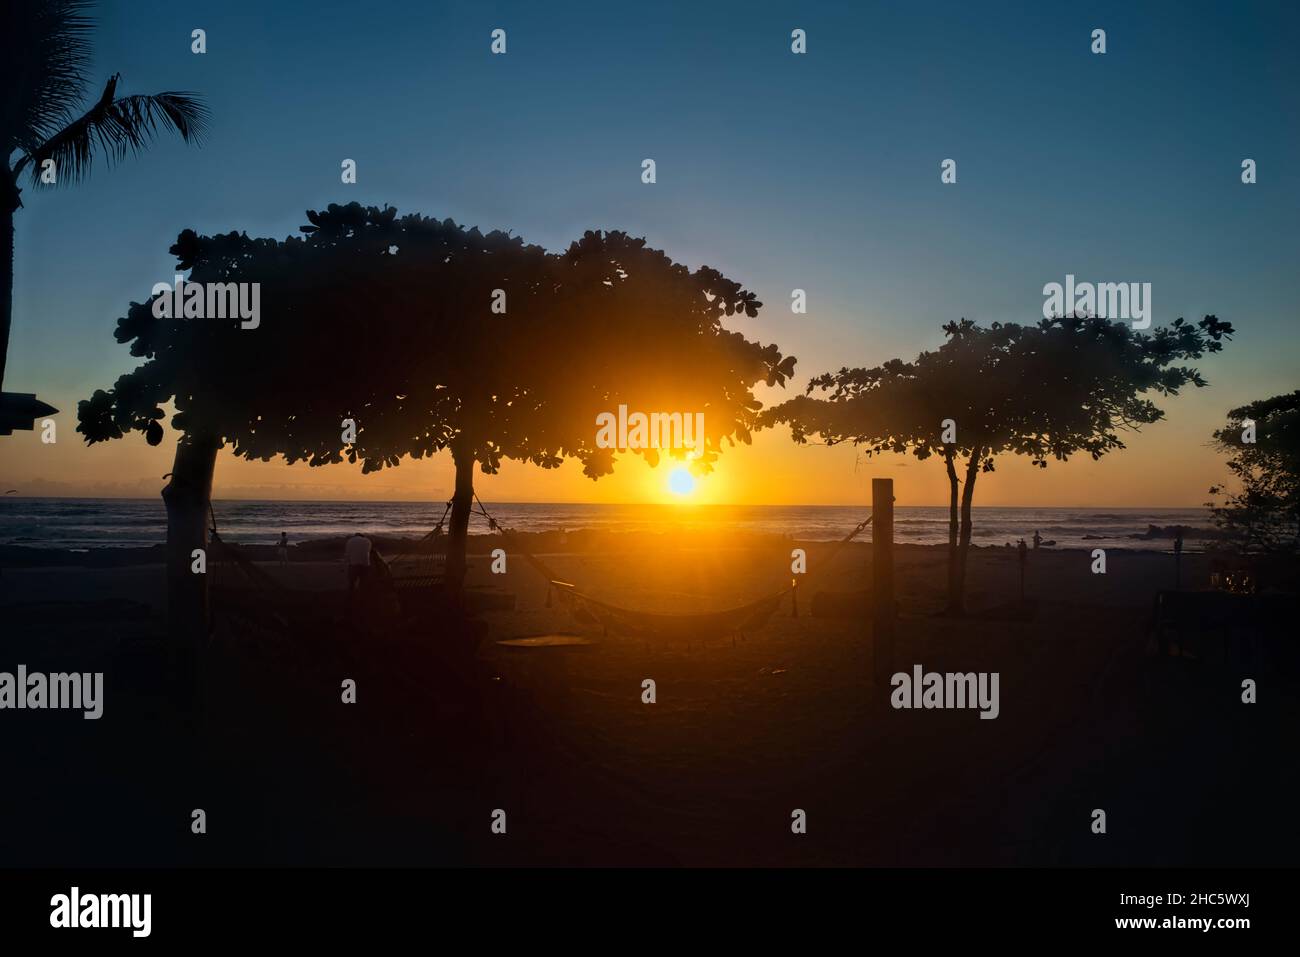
(277, 531, 289, 567)
(1032, 530, 1042, 550)
(345, 531, 373, 601)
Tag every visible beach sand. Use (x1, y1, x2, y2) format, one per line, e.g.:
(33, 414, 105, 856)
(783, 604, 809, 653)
(1, 538, 1296, 867)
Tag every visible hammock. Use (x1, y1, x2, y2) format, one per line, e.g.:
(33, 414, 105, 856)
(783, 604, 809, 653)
(203, 495, 874, 642)
(482, 497, 874, 640)
(209, 530, 284, 594)
(207, 528, 305, 639)
(205, 502, 452, 630)
(377, 502, 450, 597)
(206, 512, 390, 634)
(549, 581, 785, 639)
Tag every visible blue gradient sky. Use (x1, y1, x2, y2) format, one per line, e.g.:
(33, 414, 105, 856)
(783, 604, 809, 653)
(2, 0, 1297, 505)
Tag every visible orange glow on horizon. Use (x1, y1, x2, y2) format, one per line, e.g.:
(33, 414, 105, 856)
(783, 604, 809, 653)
(0, 390, 1244, 509)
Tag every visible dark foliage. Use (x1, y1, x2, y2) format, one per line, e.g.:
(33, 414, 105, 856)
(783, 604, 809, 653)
(78, 201, 794, 481)
(763, 314, 1233, 608)
(1209, 391, 1300, 554)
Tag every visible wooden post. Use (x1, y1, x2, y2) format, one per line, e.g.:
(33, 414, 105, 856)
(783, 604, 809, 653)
(1174, 528, 1184, 591)
(1017, 539, 1028, 606)
(872, 479, 895, 686)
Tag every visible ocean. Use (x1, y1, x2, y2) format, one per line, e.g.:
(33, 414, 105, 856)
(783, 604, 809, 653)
(0, 498, 1217, 551)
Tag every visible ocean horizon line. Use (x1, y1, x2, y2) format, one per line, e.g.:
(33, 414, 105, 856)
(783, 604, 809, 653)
(0, 499, 1220, 551)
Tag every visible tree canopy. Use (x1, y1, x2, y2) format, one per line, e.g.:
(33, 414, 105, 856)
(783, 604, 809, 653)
(770, 315, 1234, 470)
(763, 314, 1233, 610)
(79, 202, 796, 593)
(79, 202, 794, 475)
(1209, 390, 1300, 554)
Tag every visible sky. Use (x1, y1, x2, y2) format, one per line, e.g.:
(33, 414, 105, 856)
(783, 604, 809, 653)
(2, 0, 1298, 508)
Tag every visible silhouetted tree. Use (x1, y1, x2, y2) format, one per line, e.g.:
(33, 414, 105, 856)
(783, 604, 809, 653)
(79, 203, 795, 642)
(356, 223, 796, 594)
(1, 1, 209, 395)
(765, 341, 977, 607)
(78, 216, 356, 650)
(765, 315, 1233, 612)
(1209, 391, 1300, 554)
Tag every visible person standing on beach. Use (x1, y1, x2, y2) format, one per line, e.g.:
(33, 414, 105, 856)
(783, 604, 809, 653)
(345, 531, 373, 599)
(277, 532, 289, 567)
(1032, 530, 1042, 550)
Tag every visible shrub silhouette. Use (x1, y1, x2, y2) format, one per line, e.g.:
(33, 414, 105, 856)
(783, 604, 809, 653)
(1209, 390, 1300, 555)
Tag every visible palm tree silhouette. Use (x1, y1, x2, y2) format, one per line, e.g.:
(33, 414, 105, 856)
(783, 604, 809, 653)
(1, 0, 210, 405)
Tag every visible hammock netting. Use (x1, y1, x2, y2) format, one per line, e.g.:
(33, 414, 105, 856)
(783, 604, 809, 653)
(204, 497, 874, 641)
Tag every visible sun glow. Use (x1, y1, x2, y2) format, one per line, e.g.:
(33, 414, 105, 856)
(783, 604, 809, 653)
(667, 466, 696, 497)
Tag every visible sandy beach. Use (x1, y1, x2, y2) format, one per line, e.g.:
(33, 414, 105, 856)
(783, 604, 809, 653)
(2, 536, 1295, 867)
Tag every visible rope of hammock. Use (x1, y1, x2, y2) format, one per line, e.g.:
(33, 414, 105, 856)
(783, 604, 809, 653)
(200, 494, 876, 638)
(470, 495, 874, 625)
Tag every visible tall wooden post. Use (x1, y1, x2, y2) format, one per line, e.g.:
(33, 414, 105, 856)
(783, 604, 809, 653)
(1174, 528, 1184, 591)
(872, 478, 895, 686)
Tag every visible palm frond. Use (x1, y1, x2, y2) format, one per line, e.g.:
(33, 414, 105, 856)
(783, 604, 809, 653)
(1, 0, 95, 156)
(109, 92, 212, 148)
(25, 80, 211, 186)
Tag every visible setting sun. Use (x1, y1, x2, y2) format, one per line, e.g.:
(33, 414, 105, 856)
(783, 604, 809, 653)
(668, 466, 696, 497)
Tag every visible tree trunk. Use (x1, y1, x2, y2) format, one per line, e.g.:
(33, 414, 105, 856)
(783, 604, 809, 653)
(162, 434, 219, 663)
(953, 447, 983, 614)
(944, 450, 960, 612)
(0, 175, 18, 393)
(444, 436, 475, 600)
